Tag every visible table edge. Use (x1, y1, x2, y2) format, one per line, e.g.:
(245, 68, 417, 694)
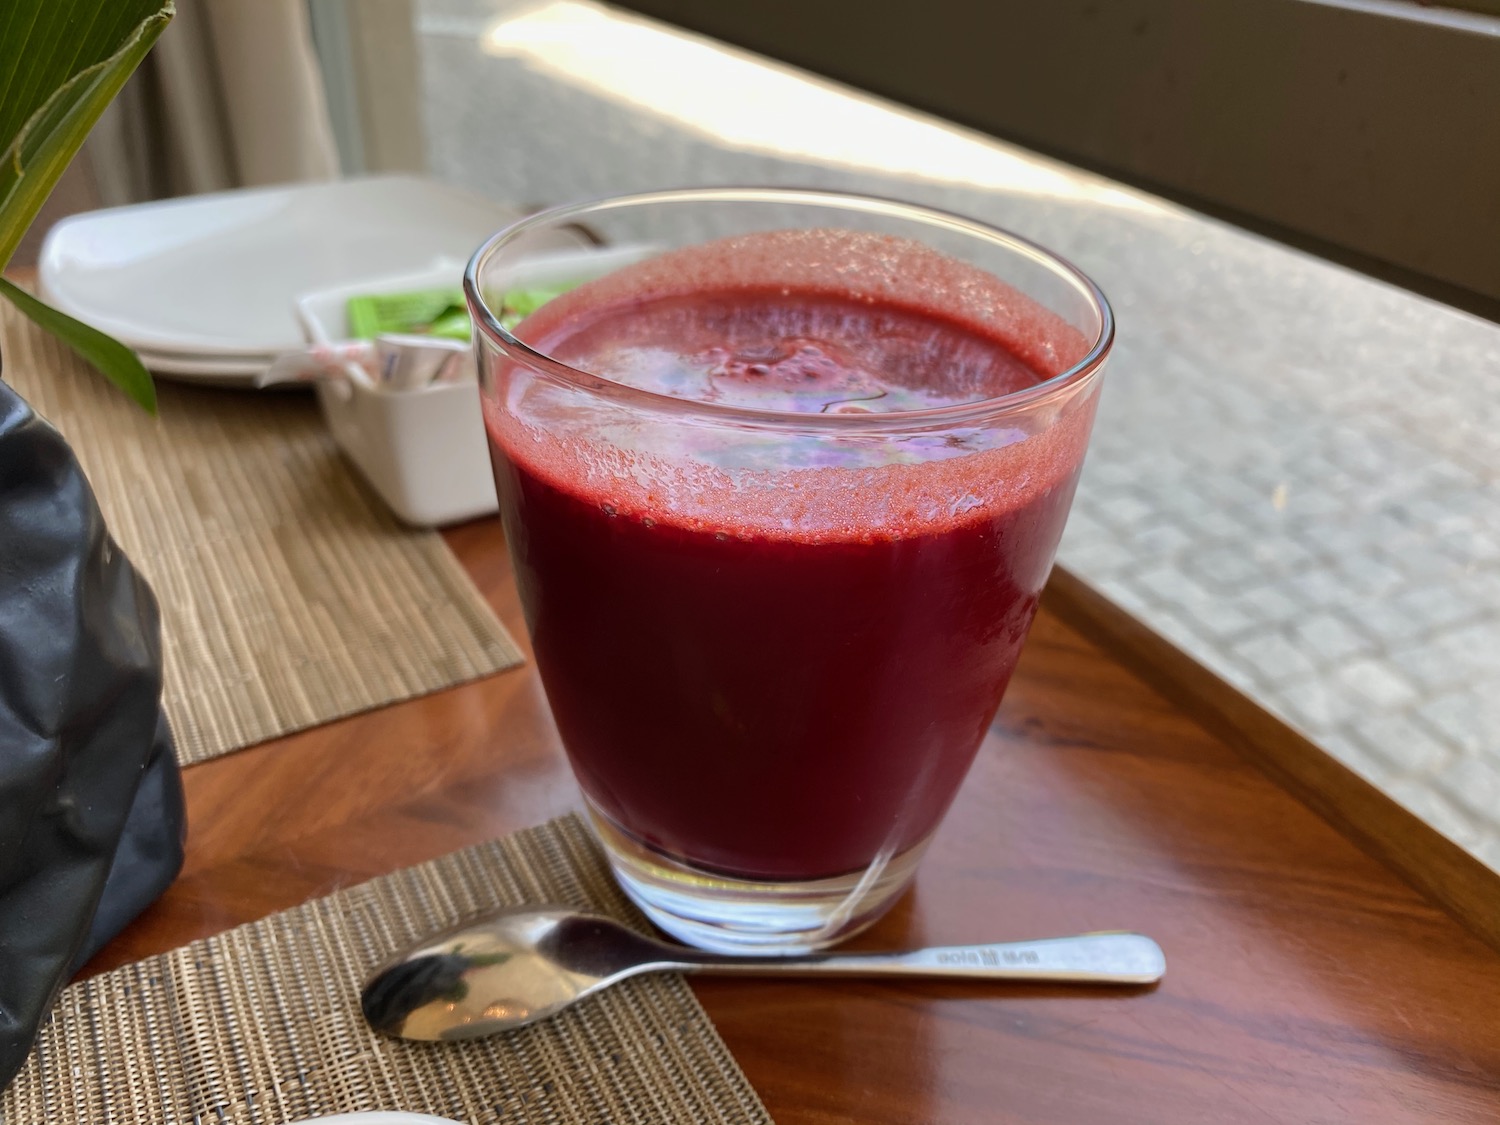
(1044, 565, 1500, 954)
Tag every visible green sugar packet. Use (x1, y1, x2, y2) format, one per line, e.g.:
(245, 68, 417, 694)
(347, 287, 468, 340)
(496, 282, 577, 329)
(345, 281, 587, 340)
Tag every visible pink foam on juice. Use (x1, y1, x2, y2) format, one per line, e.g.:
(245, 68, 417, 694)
(485, 229, 1099, 879)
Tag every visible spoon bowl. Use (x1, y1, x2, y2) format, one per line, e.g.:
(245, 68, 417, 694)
(361, 906, 1165, 1041)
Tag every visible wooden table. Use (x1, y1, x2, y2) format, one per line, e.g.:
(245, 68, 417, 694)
(84, 518, 1500, 1124)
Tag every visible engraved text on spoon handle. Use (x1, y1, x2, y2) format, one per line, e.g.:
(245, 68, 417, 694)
(674, 932, 1165, 984)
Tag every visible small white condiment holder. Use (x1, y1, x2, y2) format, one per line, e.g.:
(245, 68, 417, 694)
(294, 245, 657, 527)
(295, 262, 494, 527)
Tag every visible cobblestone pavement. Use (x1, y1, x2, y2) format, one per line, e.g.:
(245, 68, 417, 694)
(417, 0, 1500, 869)
(1062, 324, 1500, 868)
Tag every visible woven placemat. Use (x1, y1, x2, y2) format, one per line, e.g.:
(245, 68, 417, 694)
(0, 299, 522, 765)
(2, 813, 774, 1125)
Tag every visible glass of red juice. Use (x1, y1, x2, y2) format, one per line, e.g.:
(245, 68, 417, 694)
(466, 189, 1113, 953)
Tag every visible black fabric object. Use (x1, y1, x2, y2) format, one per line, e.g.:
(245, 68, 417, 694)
(0, 372, 186, 1092)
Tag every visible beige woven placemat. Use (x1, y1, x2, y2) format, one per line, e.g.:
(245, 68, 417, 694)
(2, 814, 774, 1125)
(0, 300, 521, 765)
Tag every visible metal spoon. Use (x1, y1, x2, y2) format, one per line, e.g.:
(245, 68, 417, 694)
(360, 906, 1165, 1041)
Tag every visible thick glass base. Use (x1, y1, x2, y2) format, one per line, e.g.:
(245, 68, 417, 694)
(585, 800, 929, 954)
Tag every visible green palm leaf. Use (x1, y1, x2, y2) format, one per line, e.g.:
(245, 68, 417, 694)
(0, 278, 155, 412)
(0, 0, 172, 410)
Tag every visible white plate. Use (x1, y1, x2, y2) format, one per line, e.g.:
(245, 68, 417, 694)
(38, 175, 516, 360)
(137, 349, 272, 383)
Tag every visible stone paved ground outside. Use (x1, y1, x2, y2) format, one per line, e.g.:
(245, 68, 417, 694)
(415, 0, 1500, 871)
(1062, 341, 1500, 868)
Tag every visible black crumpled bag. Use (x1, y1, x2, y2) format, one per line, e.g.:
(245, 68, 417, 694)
(0, 374, 186, 1091)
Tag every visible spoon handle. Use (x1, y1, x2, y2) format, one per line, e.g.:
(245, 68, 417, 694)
(673, 932, 1164, 985)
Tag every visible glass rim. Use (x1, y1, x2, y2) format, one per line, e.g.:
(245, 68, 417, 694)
(464, 186, 1114, 432)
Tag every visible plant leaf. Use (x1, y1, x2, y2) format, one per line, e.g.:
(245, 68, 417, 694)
(0, 0, 174, 270)
(0, 278, 156, 414)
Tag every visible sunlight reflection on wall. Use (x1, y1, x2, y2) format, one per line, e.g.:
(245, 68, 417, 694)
(480, 1, 1164, 215)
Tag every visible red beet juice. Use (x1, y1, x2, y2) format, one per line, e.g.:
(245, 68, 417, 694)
(483, 229, 1099, 882)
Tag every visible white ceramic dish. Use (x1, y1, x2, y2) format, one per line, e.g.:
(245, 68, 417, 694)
(297, 263, 494, 527)
(137, 349, 271, 383)
(295, 244, 657, 527)
(38, 174, 517, 362)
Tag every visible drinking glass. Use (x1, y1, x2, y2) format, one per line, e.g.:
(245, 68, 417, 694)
(466, 188, 1113, 953)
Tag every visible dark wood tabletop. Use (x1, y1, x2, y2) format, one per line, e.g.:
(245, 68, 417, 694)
(84, 516, 1500, 1125)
